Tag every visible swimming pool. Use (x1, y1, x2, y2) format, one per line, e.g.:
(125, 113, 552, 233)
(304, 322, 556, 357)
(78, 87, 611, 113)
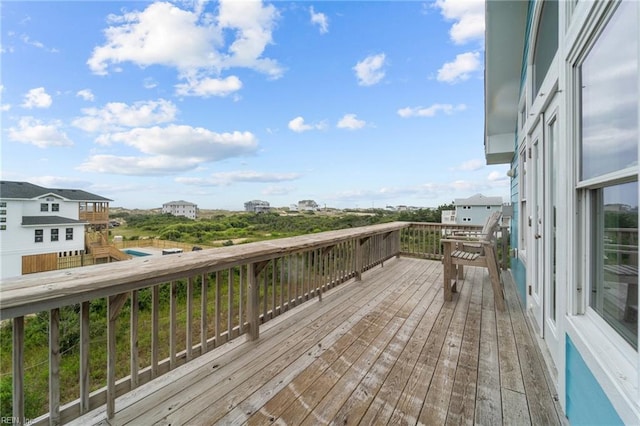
(123, 249, 152, 257)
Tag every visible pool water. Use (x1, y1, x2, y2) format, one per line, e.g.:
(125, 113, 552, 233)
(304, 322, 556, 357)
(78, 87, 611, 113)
(123, 249, 151, 257)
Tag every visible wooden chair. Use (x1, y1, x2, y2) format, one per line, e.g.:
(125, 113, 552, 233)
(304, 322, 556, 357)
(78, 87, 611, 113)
(441, 212, 506, 311)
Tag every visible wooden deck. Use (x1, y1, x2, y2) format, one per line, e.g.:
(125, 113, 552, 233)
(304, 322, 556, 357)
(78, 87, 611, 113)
(72, 257, 565, 426)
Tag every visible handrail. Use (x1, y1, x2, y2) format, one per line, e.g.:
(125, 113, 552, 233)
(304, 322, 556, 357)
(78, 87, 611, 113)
(0, 221, 509, 424)
(1, 222, 408, 424)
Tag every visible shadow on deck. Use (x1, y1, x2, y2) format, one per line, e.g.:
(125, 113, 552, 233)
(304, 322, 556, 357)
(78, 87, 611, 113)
(72, 258, 564, 425)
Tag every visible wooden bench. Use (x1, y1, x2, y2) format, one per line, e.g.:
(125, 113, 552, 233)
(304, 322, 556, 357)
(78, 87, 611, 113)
(442, 212, 505, 311)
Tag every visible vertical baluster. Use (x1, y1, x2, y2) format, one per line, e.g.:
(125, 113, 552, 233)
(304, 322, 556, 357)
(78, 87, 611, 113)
(215, 271, 221, 346)
(262, 264, 268, 319)
(80, 301, 90, 412)
(107, 293, 128, 420)
(13, 317, 24, 425)
(279, 258, 285, 314)
(287, 255, 292, 310)
(200, 273, 208, 354)
(129, 291, 138, 389)
(239, 266, 245, 334)
(151, 285, 159, 378)
(248, 262, 260, 340)
(272, 260, 276, 316)
(50, 308, 60, 425)
(186, 277, 193, 361)
(170, 281, 177, 369)
(228, 268, 234, 337)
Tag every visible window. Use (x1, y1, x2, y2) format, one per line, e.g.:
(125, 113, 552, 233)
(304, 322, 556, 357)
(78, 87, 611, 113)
(579, 1, 638, 350)
(66, 228, 73, 240)
(0, 210, 6, 215)
(0, 202, 6, 207)
(0, 225, 5, 231)
(40, 203, 49, 212)
(0, 218, 5, 223)
(35, 229, 43, 243)
(519, 146, 528, 251)
(533, 0, 558, 96)
(51, 228, 59, 242)
(52, 203, 59, 212)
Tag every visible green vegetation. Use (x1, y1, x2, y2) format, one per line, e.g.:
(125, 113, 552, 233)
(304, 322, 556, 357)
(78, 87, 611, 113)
(110, 206, 454, 245)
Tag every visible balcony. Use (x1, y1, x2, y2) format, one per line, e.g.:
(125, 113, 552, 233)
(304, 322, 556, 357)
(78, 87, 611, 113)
(0, 222, 564, 425)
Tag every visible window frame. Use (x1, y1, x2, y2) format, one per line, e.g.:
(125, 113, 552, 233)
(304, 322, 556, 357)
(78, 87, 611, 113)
(35, 229, 44, 243)
(65, 228, 74, 241)
(51, 228, 59, 242)
(40, 203, 49, 212)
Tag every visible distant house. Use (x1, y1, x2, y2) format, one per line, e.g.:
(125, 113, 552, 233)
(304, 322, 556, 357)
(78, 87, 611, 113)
(298, 200, 319, 211)
(162, 200, 197, 219)
(441, 210, 456, 224)
(244, 200, 271, 213)
(453, 194, 502, 226)
(0, 181, 112, 280)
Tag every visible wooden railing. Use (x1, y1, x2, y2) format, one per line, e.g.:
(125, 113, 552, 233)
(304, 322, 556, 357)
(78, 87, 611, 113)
(0, 221, 510, 425)
(1, 222, 407, 425)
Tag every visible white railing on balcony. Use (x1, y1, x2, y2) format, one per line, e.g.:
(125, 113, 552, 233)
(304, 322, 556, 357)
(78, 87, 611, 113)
(0, 221, 504, 425)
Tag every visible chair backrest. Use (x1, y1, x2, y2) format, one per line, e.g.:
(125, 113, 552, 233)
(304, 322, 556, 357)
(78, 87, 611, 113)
(481, 211, 502, 242)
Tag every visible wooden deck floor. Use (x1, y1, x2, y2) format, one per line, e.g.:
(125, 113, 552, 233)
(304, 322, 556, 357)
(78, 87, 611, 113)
(73, 257, 565, 426)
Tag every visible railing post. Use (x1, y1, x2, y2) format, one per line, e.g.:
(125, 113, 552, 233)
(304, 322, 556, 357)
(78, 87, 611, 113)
(248, 262, 260, 341)
(355, 238, 363, 281)
(13, 316, 24, 426)
(80, 301, 90, 413)
(107, 293, 128, 420)
(49, 308, 60, 426)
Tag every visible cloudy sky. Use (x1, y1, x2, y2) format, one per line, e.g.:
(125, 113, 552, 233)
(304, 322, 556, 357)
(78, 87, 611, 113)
(1, 0, 508, 210)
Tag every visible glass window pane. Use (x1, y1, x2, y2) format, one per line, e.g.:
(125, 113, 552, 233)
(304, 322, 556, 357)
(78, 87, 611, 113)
(580, 1, 638, 180)
(589, 181, 638, 349)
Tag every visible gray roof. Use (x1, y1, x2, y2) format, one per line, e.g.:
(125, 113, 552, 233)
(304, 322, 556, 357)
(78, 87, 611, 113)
(22, 216, 88, 226)
(0, 181, 112, 202)
(163, 200, 196, 206)
(454, 193, 503, 206)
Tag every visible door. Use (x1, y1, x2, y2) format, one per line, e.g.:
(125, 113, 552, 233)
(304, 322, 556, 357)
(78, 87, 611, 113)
(528, 96, 561, 369)
(529, 120, 544, 333)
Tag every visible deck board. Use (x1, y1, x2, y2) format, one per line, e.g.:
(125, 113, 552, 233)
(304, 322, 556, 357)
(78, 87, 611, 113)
(70, 257, 565, 426)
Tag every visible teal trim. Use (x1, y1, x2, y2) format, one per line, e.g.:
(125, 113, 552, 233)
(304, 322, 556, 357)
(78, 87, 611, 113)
(520, 0, 535, 90)
(511, 256, 526, 303)
(566, 336, 624, 425)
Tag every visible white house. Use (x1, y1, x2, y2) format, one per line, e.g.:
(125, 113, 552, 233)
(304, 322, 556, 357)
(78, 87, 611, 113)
(485, 1, 639, 423)
(453, 194, 502, 226)
(0, 181, 112, 280)
(244, 200, 271, 213)
(162, 200, 197, 219)
(297, 200, 319, 211)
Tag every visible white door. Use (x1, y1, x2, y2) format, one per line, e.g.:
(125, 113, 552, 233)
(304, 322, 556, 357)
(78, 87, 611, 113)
(528, 96, 561, 369)
(542, 97, 560, 367)
(529, 121, 544, 333)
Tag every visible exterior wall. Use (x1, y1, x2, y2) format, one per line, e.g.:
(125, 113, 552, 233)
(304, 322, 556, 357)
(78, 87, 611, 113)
(0, 199, 86, 280)
(162, 203, 197, 219)
(490, 1, 639, 423)
(454, 205, 502, 226)
(566, 336, 623, 425)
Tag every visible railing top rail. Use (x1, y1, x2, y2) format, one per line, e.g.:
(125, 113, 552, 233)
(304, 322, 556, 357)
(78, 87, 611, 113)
(0, 221, 409, 320)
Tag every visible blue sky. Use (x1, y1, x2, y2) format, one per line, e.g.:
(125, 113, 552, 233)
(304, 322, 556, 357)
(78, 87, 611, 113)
(1, 0, 508, 210)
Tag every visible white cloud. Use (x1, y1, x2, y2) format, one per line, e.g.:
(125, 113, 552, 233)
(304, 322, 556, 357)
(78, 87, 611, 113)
(437, 51, 481, 83)
(76, 89, 95, 101)
(0, 104, 10, 112)
(488, 170, 509, 184)
(8, 117, 73, 148)
(288, 116, 325, 133)
(435, 0, 485, 45)
(337, 114, 366, 130)
(20, 34, 58, 53)
(78, 155, 202, 175)
(397, 103, 466, 118)
(96, 125, 257, 160)
(87, 0, 283, 94)
(453, 159, 484, 171)
(263, 185, 295, 196)
(310, 7, 328, 34)
(175, 75, 242, 97)
(177, 170, 301, 186)
(30, 176, 93, 189)
(72, 99, 177, 132)
(21, 87, 52, 109)
(353, 53, 386, 86)
(143, 77, 158, 89)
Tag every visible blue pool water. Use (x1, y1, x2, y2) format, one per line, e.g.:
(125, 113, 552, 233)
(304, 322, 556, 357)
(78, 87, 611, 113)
(123, 249, 151, 257)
